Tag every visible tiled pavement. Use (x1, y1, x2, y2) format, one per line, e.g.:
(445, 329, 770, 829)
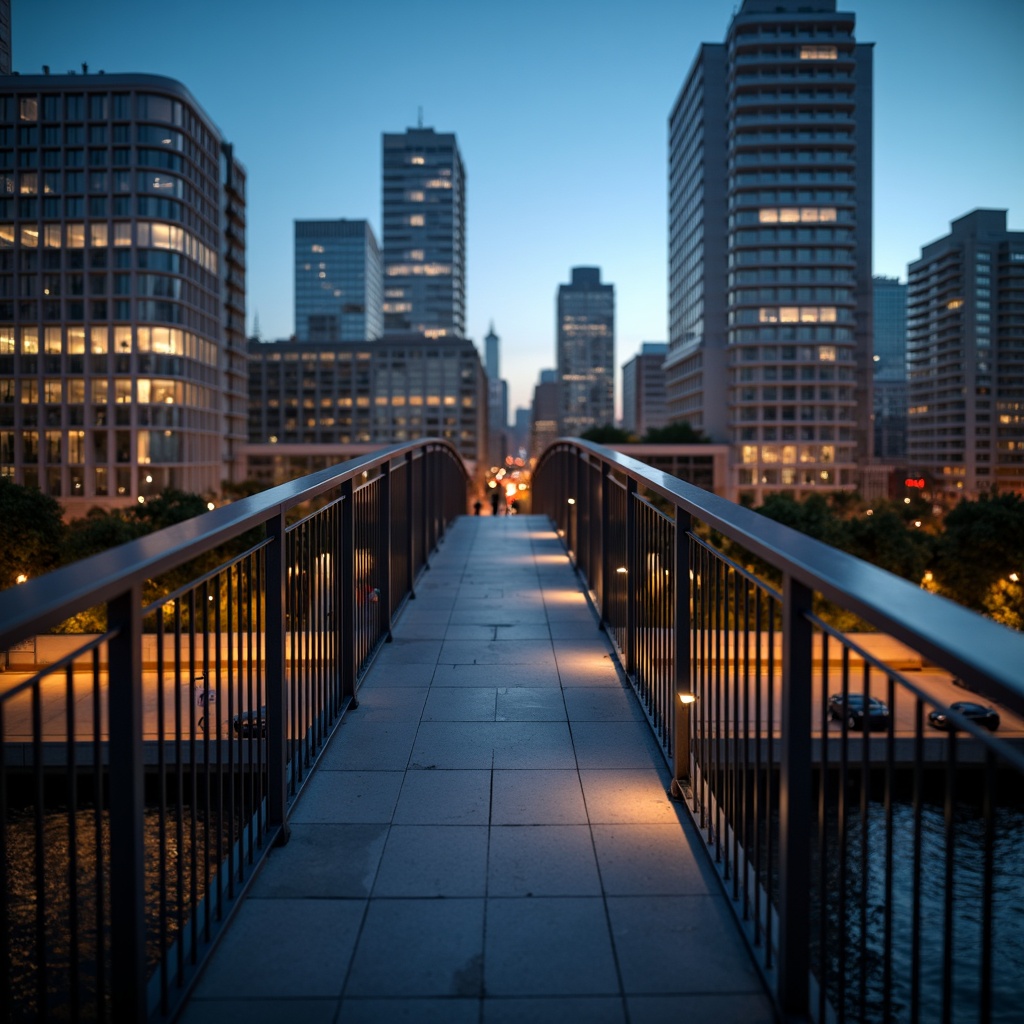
(178, 514, 775, 1024)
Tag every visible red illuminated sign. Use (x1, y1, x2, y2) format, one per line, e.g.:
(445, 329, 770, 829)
(904, 478, 926, 489)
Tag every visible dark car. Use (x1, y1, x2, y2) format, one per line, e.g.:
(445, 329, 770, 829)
(232, 706, 267, 738)
(928, 701, 1000, 732)
(827, 693, 890, 731)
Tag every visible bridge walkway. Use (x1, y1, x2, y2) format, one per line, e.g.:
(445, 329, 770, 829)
(179, 514, 775, 1024)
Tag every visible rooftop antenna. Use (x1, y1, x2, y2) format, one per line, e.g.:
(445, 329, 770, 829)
(417, 106, 423, 129)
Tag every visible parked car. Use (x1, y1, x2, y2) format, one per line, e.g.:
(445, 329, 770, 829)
(827, 693, 890, 731)
(928, 701, 1000, 732)
(232, 706, 267, 738)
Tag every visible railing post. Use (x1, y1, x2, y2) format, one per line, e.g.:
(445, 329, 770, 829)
(340, 478, 357, 704)
(380, 460, 393, 641)
(600, 464, 611, 626)
(106, 585, 147, 1022)
(419, 447, 429, 572)
(265, 510, 290, 844)
(625, 477, 637, 675)
(672, 508, 694, 794)
(567, 453, 578, 562)
(406, 450, 416, 599)
(779, 573, 813, 1015)
(591, 460, 603, 606)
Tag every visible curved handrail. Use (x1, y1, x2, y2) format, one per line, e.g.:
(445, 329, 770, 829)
(535, 438, 1024, 713)
(0, 439, 467, 650)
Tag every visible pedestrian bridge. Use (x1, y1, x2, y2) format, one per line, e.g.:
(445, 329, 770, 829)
(177, 513, 774, 1022)
(1, 438, 1022, 1023)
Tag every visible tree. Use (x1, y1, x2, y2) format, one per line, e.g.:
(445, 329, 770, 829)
(62, 507, 145, 565)
(930, 492, 1024, 613)
(642, 422, 708, 444)
(840, 506, 931, 583)
(580, 425, 636, 444)
(0, 480, 66, 590)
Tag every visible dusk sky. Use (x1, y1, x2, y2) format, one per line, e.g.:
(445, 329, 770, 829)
(13, 0, 1024, 417)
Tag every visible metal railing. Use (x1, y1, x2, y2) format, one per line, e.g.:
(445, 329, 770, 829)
(0, 440, 468, 1023)
(535, 439, 1024, 1024)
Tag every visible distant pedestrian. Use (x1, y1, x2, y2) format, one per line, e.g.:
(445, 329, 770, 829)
(473, 499, 482, 515)
(490, 489, 501, 515)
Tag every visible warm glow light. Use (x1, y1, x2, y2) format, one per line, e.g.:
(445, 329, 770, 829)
(1011, 573, 1020, 583)
(567, 498, 576, 505)
(865, 509, 873, 516)
(914, 521, 922, 528)
(15, 573, 28, 584)
(138, 496, 145, 504)
(679, 693, 697, 705)
(207, 502, 215, 511)
(903, 497, 911, 504)
(923, 571, 934, 583)
(616, 567, 628, 575)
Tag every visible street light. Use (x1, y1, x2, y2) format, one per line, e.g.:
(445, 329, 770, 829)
(671, 692, 698, 799)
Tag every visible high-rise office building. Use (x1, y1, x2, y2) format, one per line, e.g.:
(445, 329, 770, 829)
(872, 275, 907, 462)
(482, 322, 508, 463)
(557, 266, 614, 436)
(0, 73, 247, 513)
(665, 0, 873, 503)
(907, 210, 1024, 501)
(247, 333, 487, 471)
(294, 219, 382, 342)
(381, 127, 466, 337)
(531, 368, 560, 460)
(622, 342, 669, 436)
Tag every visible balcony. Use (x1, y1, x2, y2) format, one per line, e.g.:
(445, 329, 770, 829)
(1, 439, 1023, 1022)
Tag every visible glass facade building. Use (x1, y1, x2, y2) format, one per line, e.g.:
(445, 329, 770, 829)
(872, 274, 907, 461)
(665, 0, 873, 503)
(0, 73, 247, 513)
(381, 127, 466, 338)
(247, 333, 487, 467)
(294, 219, 382, 342)
(907, 209, 1024, 501)
(557, 266, 615, 436)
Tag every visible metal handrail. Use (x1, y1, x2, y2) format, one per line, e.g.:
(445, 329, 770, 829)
(534, 438, 1024, 1023)
(0, 439, 469, 1022)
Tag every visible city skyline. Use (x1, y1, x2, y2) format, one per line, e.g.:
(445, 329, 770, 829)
(12, 0, 1023, 415)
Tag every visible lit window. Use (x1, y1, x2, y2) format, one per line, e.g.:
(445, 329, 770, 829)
(818, 346, 836, 362)
(800, 45, 838, 60)
(409, 214, 424, 227)
(407, 190, 424, 202)
(947, 298, 964, 310)
(311, 244, 325, 253)
(410, 156, 425, 165)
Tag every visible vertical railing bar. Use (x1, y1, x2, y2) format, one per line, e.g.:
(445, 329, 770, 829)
(778, 574, 812, 1017)
(266, 509, 290, 846)
(106, 586, 146, 1021)
(941, 731, 956, 1024)
(64, 662, 80, 1022)
(980, 748, 995, 1024)
(911, 698, 924, 1024)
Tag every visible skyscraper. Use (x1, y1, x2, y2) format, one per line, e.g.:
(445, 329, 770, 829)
(622, 342, 669, 436)
(557, 266, 614, 436)
(482, 322, 508, 464)
(294, 219, 382, 342)
(665, 0, 873, 503)
(381, 127, 466, 337)
(0, 73, 247, 513)
(872, 275, 907, 462)
(907, 209, 1024, 501)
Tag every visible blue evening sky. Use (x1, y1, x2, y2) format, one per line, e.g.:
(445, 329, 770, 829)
(12, 0, 1024, 417)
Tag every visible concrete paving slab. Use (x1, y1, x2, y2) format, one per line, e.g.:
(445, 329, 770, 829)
(422, 686, 497, 721)
(483, 996, 626, 1024)
(289, 769, 404, 824)
(372, 824, 488, 897)
(487, 825, 602, 897)
(318, 719, 418, 770)
(490, 768, 588, 825)
(484, 897, 619, 996)
(249, 822, 387, 898)
(495, 686, 567, 721)
(344, 898, 485, 998)
(392, 768, 491, 825)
